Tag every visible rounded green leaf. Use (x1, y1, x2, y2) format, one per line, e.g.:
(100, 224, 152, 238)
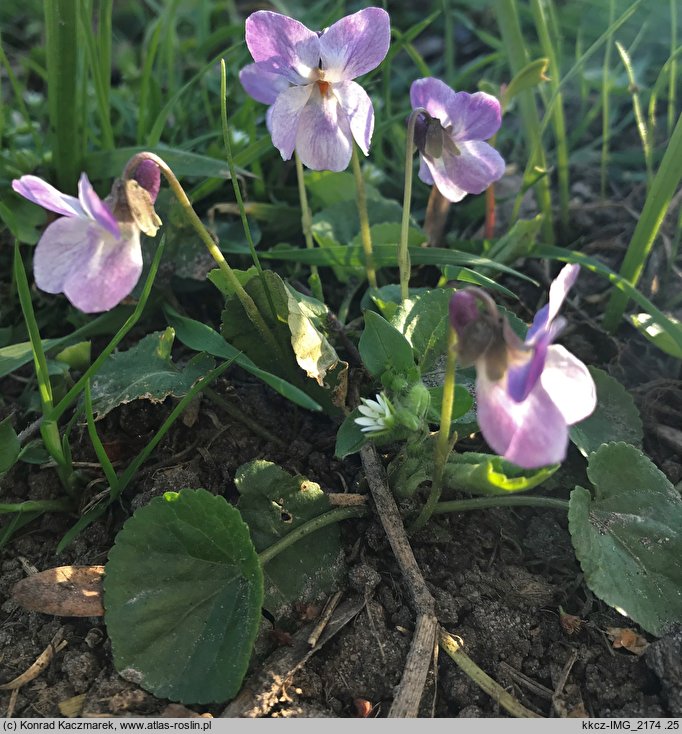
(569, 367, 643, 456)
(104, 489, 263, 704)
(568, 443, 682, 636)
(359, 310, 416, 377)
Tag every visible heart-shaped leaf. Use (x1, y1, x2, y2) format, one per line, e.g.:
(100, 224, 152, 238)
(568, 442, 682, 636)
(88, 328, 214, 419)
(235, 461, 344, 618)
(359, 311, 415, 378)
(569, 367, 643, 456)
(104, 489, 263, 704)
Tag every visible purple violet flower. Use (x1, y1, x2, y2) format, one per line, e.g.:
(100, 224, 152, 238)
(239, 8, 390, 172)
(410, 77, 505, 202)
(449, 264, 597, 468)
(12, 172, 156, 313)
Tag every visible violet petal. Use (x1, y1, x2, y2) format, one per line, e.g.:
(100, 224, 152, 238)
(319, 7, 390, 83)
(270, 85, 314, 160)
(245, 11, 319, 85)
(239, 62, 290, 105)
(540, 345, 597, 426)
(12, 175, 86, 218)
(332, 80, 374, 155)
(420, 154, 467, 202)
(294, 86, 353, 171)
(447, 91, 502, 142)
(78, 173, 120, 238)
(133, 159, 161, 203)
(417, 155, 434, 185)
(526, 264, 580, 341)
(410, 78, 459, 128)
(476, 369, 569, 468)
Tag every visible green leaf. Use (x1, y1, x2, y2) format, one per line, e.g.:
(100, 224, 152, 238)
(391, 289, 452, 372)
(88, 328, 214, 419)
(630, 313, 682, 359)
(235, 461, 344, 617)
(0, 417, 20, 474)
(306, 170, 379, 206)
(335, 409, 368, 459)
(426, 385, 474, 425)
(569, 367, 643, 456)
(220, 271, 346, 413)
(85, 145, 253, 182)
(163, 306, 322, 412)
(207, 267, 258, 297)
(501, 58, 549, 111)
(359, 311, 416, 378)
(55, 341, 91, 371)
(483, 215, 543, 266)
(443, 453, 559, 496)
(568, 442, 682, 636)
(104, 489, 263, 704)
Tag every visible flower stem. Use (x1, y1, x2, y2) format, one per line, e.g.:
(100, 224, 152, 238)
(295, 152, 323, 302)
(399, 109, 425, 301)
(13, 243, 76, 495)
(433, 495, 569, 515)
(125, 152, 283, 360)
(258, 506, 368, 565)
(0, 499, 73, 514)
(439, 629, 541, 718)
(350, 145, 378, 290)
(411, 328, 458, 531)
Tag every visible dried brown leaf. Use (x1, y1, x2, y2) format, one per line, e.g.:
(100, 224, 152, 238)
(12, 565, 105, 617)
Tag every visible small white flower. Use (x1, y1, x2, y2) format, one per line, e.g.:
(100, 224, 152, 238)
(354, 393, 395, 434)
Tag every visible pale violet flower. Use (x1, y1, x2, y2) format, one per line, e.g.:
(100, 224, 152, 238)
(12, 163, 160, 314)
(355, 393, 395, 434)
(239, 8, 390, 172)
(410, 77, 505, 202)
(449, 264, 597, 468)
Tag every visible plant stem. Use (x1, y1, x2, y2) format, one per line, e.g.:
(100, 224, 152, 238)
(600, 0, 615, 198)
(399, 109, 425, 301)
(434, 495, 569, 514)
(84, 379, 119, 489)
(530, 0, 569, 235)
(603, 111, 682, 331)
(496, 0, 554, 245)
(45, 0, 81, 190)
(0, 500, 72, 514)
(258, 506, 368, 565)
(411, 328, 458, 531)
(669, 0, 678, 138)
(351, 145, 378, 290)
(439, 629, 542, 718)
(295, 152, 323, 302)
(616, 41, 653, 187)
(125, 151, 283, 360)
(13, 243, 75, 494)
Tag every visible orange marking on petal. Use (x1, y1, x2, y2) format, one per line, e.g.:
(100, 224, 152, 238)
(317, 80, 332, 96)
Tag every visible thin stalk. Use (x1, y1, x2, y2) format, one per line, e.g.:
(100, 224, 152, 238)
(295, 152, 323, 302)
(351, 145, 378, 290)
(79, 1, 114, 149)
(669, 0, 678, 137)
(137, 21, 162, 144)
(439, 629, 541, 718)
(601, 0, 616, 198)
(125, 151, 283, 360)
(530, 0, 569, 234)
(443, 0, 454, 82)
(14, 244, 75, 493)
(50, 238, 166, 422)
(219, 60, 282, 333)
(411, 328, 458, 531)
(603, 111, 682, 331)
(45, 0, 81, 191)
(399, 109, 425, 301)
(258, 506, 368, 565)
(0, 500, 72, 514)
(616, 41, 653, 187)
(434, 495, 569, 514)
(84, 380, 119, 489)
(495, 0, 554, 245)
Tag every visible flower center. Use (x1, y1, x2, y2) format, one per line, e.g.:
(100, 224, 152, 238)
(317, 80, 332, 97)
